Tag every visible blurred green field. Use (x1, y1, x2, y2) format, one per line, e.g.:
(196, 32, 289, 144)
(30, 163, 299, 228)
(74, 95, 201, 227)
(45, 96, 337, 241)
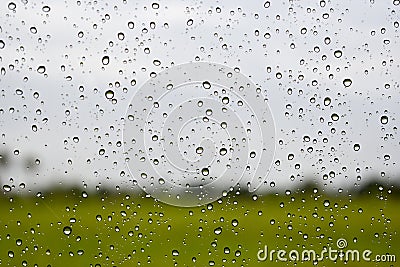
(0, 186, 399, 266)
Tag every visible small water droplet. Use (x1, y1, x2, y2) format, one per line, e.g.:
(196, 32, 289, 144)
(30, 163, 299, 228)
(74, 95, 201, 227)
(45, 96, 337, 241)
(334, 50, 342, 58)
(105, 90, 114, 99)
(214, 227, 222, 235)
(152, 2, 159, 9)
(222, 97, 229, 104)
(37, 66, 46, 74)
(117, 32, 125, 40)
(196, 147, 204, 154)
(63, 226, 72, 235)
(3, 185, 11, 192)
(219, 148, 227, 156)
(42, 5, 50, 12)
(331, 113, 339, 121)
(202, 81, 211, 89)
(30, 27, 38, 34)
(343, 78, 352, 87)
(102, 56, 110, 65)
(324, 97, 331, 106)
(8, 2, 16, 11)
(201, 168, 209, 176)
(380, 115, 388, 124)
(353, 144, 360, 151)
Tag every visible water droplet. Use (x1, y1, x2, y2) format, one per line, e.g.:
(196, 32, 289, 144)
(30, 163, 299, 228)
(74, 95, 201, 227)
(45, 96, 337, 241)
(102, 56, 110, 65)
(172, 249, 179, 256)
(353, 144, 360, 151)
(151, 2, 159, 9)
(42, 5, 50, 12)
(117, 32, 125, 40)
(196, 147, 203, 154)
(8, 2, 16, 11)
(380, 115, 388, 124)
(221, 96, 229, 104)
(219, 148, 227, 156)
(187, 19, 193, 26)
(153, 59, 161, 66)
(343, 78, 352, 87)
(331, 113, 339, 121)
(0, 40, 5, 49)
(63, 226, 72, 235)
(214, 227, 222, 235)
(202, 81, 211, 89)
(3, 185, 11, 192)
(231, 219, 238, 227)
(334, 50, 342, 58)
(105, 90, 114, 99)
(37, 66, 46, 74)
(264, 1, 271, 8)
(201, 168, 209, 176)
(324, 97, 331, 106)
(30, 27, 38, 34)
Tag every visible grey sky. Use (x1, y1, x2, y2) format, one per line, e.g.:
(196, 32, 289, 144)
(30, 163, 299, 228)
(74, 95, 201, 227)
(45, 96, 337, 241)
(0, 0, 399, 195)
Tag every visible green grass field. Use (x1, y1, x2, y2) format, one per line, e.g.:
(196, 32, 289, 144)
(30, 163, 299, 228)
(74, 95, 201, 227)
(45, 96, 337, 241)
(1, 186, 399, 266)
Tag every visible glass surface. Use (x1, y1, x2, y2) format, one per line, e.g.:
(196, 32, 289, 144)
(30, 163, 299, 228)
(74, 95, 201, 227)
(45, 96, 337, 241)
(0, 0, 399, 266)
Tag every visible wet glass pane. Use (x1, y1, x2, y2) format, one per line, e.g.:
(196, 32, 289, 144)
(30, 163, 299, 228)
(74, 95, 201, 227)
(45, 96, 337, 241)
(1, 0, 399, 266)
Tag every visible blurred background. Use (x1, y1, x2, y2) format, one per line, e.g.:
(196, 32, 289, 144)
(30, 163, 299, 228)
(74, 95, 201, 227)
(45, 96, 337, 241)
(0, 0, 399, 266)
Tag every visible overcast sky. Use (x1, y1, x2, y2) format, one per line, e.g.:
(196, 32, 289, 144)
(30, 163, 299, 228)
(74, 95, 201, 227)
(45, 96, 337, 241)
(0, 0, 399, 196)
